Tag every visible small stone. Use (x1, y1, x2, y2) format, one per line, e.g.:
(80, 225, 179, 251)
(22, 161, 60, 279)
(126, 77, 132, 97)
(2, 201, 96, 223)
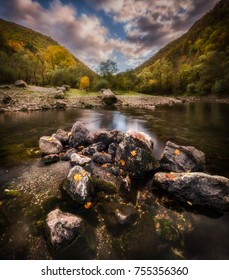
(82, 142, 106, 156)
(70, 153, 92, 166)
(93, 152, 112, 164)
(39, 136, 63, 154)
(42, 154, 60, 164)
(15, 80, 27, 87)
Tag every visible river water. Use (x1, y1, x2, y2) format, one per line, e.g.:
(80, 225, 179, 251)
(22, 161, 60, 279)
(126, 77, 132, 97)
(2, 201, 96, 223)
(0, 102, 228, 259)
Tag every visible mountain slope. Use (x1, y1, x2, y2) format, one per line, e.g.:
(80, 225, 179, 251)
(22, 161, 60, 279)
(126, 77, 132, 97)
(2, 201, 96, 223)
(0, 18, 96, 87)
(134, 0, 229, 95)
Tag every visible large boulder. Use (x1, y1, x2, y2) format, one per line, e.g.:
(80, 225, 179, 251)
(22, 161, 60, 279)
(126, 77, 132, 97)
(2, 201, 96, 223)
(45, 208, 85, 248)
(86, 129, 124, 146)
(52, 129, 69, 145)
(102, 89, 117, 106)
(160, 141, 205, 172)
(39, 136, 63, 154)
(153, 172, 229, 212)
(64, 166, 93, 204)
(69, 121, 89, 148)
(15, 80, 27, 87)
(115, 130, 158, 177)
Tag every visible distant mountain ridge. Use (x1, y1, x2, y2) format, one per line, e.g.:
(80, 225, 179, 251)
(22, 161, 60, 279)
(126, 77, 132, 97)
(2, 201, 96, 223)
(134, 0, 229, 95)
(0, 18, 96, 87)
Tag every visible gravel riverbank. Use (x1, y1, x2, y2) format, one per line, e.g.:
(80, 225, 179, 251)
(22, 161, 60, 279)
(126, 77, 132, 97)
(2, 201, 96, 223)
(0, 85, 228, 113)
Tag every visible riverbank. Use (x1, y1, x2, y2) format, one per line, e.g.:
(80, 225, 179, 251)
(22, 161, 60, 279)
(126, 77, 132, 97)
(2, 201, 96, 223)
(1, 85, 228, 112)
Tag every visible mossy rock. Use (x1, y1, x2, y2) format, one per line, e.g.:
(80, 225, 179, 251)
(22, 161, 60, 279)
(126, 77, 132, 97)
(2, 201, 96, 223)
(92, 177, 119, 194)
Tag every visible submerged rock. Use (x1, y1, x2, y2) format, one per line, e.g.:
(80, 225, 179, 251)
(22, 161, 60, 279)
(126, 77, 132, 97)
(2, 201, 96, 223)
(45, 208, 85, 248)
(115, 130, 158, 177)
(153, 172, 229, 211)
(160, 141, 205, 172)
(42, 154, 60, 164)
(69, 121, 89, 148)
(55, 101, 66, 109)
(64, 166, 93, 204)
(39, 136, 63, 154)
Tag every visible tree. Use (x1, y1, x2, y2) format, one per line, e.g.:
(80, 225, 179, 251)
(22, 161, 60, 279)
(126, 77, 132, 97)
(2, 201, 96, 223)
(79, 76, 90, 90)
(97, 59, 118, 77)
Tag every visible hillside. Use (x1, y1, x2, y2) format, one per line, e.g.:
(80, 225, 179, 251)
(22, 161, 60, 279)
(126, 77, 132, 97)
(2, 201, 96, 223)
(0, 18, 96, 87)
(133, 0, 229, 95)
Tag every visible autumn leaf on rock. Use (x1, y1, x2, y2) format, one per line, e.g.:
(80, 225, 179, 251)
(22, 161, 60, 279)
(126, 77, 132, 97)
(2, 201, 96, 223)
(120, 159, 125, 166)
(174, 149, 181, 156)
(48, 137, 53, 142)
(67, 132, 72, 137)
(102, 163, 108, 168)
(131, 150, 137, 157)
(74, 174, 82, 182)
(84, 202, 92, 209)
(166, 173, 175, 180)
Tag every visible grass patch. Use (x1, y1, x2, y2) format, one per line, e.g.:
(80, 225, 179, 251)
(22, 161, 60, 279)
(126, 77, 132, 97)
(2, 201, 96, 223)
(66, 88, 100, 97)
(113, 90, 146, 96)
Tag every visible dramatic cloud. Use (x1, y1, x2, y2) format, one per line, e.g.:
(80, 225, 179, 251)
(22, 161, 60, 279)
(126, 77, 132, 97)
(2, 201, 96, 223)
(0, 0, 219, 71)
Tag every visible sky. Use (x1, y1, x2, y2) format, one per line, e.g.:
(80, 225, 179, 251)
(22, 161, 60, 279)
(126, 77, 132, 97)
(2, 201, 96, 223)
(0, 0, 219, 72)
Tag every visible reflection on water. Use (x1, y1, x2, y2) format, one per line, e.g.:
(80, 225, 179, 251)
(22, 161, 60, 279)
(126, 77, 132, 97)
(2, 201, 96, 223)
(0, 103, 228, 260)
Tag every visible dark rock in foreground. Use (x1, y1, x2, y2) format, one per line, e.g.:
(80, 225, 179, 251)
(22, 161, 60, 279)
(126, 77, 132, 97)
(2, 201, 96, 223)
(160, 141, 205, 172)
(46, 209, 85, 248)
(64, 166, 93, 204)
(92, 152, 112, 164)
(39, 136, 63, 154)
(70, 121, 89, 148)
(153, 172, 229, 211)
(115, 130, 158, 177)
(82, 142, 106, 155)
(86, 129, 124, 146)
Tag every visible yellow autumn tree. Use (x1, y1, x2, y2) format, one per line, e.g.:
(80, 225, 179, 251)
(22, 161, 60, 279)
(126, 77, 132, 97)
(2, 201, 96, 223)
(79, 76, 90, 90)
(43, 45, 77, 70)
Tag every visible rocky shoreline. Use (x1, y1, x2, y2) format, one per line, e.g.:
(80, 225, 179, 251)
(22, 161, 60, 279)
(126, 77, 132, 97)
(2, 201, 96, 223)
(1, 83, 228, 113)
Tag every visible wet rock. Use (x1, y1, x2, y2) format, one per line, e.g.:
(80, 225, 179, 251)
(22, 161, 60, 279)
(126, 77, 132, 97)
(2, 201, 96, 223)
(52, 129, 69, 145)
(45, 208, 85, 248)
(153, 172, 229, 211)
(70, 153, 92, 166)
(42, 154, 60, 164)
(115, 205, 137, 225)
(108, 143, 118, 156)
(102, 89, 117, 106)
(92, 152, 112, 164)
(86, 129, 124, 146)
(20, 105, 28, 112)
(54, 90, 65, 99)
(64, 166, 93, 204)
(115, 130, 158, 177)
(61, 148, 76, 161)
(15, 80, 27, 87)
(2, 95, 12, 104)
(69, 121, 89, 148)
(82, 142, 106, 156)
(41, 104, 51, 110)
(55, 101, 66, 109)
(160, 141, 205, 172)
(39, 136, 63, 154)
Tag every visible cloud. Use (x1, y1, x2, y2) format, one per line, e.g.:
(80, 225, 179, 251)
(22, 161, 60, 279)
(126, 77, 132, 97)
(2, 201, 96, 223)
(0, 0, 219, 71)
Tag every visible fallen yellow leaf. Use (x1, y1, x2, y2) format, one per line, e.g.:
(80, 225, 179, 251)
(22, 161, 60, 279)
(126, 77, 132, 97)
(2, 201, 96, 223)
(166, 173, 175, 180)
(74, 174, 82, 182)
(48, 137, 53, 142)
(120, 159, 125, 166)
(130, 150, 137, 157)
(102, 163, 108, 168)
(187, 201, 193, 206)
(67, 132, 72, 137)
(174, 149, 181, 156)
(84, 202, 92, 209)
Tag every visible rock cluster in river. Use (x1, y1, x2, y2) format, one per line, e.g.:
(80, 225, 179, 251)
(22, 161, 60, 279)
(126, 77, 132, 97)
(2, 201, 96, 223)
(39, 120, 229, 250)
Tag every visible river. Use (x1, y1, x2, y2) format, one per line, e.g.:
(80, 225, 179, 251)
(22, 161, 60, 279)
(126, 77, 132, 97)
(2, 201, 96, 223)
(0, 102, 228, 259)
